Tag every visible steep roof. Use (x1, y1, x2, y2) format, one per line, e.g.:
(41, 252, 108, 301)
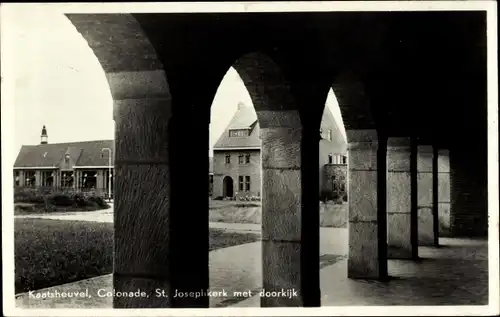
(213, 106, 261, 149)
(213, 104, 347, 153)
(321, 106, 348, 153)
(14, 140, 115, 168)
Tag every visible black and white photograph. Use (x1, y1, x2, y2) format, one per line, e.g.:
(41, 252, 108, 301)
(1, 1, 498, 316)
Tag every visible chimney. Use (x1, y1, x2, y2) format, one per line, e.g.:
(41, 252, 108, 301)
(40, 125, 48, 144)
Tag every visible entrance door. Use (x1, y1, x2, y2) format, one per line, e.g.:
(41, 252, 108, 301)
(223, 176, 234, 198)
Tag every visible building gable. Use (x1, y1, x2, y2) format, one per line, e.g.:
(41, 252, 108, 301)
(213, 105, 261, 150)
(14, 140, 115, 169)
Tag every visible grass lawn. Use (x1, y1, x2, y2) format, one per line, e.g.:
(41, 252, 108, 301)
(209, 199, 348, 227)
(14, 218, 260, 294)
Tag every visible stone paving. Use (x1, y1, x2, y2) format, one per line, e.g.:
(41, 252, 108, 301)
(13, 208, 488, 308)
(232, 237, 489, 307)
(15, 226, 347, 308)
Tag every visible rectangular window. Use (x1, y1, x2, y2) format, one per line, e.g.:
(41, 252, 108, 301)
(239, 176, 244, 191)
(81, 170, 98, 189)
(245, 176, 250, 191)
(25, 171, 36, 187)
(328, 154, 333, 164)
(342, 156, 347, 164)
(245, 154, 251, 164)
(238, 154, 244, 164)
(327, 129, 332, 141)
(225, 154, 231, 164)
(229, 129, 249, 137)
(41, 171, 53, 187)
(61, 171, 74, 188)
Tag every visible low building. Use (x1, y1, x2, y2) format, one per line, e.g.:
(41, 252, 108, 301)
(13, 126, 115, 198)
(212, 103, 348, 200)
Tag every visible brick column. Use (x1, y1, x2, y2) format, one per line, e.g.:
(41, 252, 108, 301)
(260, 115, 320, 307)
(386, 137, 417, 259)
(449, 150, 488, 237)
(347, 130, 388, 279)
(19, 171, 25, 186)
(74, 170, 79, 190)
(417, 145, 436, 246)
(35, 171, 42, 187)
(437, 149, 451, 235)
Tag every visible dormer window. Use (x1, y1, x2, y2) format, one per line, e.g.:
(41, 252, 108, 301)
(229, 129, 249, 137)
(64, 154, 70, 162)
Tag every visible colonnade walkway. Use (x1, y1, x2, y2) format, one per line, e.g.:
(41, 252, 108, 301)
(15, 224, 487, 308)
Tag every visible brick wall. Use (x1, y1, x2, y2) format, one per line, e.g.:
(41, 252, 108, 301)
(212, 149, 261, 198)
(449, 149, 488, 237)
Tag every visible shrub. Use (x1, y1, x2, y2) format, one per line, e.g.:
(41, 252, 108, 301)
(48, 194, 74, 207)
(88, 196, 107, 208)
(14, 188, 110, 213)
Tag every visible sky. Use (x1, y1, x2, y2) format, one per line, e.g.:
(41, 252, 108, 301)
(3, 9, 346, 162)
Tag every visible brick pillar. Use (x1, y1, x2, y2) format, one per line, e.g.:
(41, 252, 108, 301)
(417, 145, 436, 246)
(54, 171, 59, 189)
(74, 170, 79, 190)
(450, 150, 488, 237)
(19, 171, 24, 186)
(347, 130, 388, 279)
(386, 137, 417, 259)
(260, 116, 320, 307)
(35, 171, 41, 187)
(437, 149, 451, 235)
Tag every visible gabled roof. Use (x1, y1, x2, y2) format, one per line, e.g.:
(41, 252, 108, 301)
(14, 140, 115, 168)
(321, 106, 348, 153)
(213, 106, 261, 150)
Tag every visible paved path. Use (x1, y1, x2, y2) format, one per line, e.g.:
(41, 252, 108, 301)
(15, 225, 347, 309)
(13, 208, 488, 308)
(14, 235, 487, 308)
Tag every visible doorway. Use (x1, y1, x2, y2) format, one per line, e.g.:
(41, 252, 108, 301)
(223, 176, 234, 198)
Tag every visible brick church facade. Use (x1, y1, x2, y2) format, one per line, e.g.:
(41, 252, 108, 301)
(212, 103, 348, 199)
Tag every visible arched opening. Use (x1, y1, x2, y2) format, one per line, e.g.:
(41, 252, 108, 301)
(222, 176, 234, 198)
(208, 51, 352, 307)
(11, 10, 117, 304)
(208, 62, 261, 308)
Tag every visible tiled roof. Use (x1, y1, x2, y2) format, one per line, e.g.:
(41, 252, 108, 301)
(227, 106, 257, 129)
(213, 105, 348, 153)
(14, 140, 115, 168)
(213, 106, 261, 149)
